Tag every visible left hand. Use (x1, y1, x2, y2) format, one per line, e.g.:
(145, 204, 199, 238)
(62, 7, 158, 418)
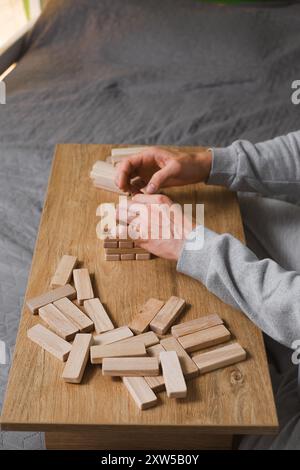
(116, 194, 195, 261)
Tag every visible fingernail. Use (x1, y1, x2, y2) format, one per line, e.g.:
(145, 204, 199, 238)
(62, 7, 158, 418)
(147, 183, 156, 194)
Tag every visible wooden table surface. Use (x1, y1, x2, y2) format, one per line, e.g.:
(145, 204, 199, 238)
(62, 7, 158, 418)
(1, 144, 278, 444)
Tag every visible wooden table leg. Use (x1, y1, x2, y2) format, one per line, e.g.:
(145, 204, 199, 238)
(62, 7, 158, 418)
(45, 427, 233, 450)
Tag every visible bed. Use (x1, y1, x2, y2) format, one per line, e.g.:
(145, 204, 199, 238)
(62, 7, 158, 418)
(1, 0, 300, 450)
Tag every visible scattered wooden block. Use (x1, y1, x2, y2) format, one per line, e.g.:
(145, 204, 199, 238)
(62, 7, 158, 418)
(150, 296, 186, 335)
(160, 351, 187, 398)
(83, 298, 114, 334)
(102, 357, 159, 377)
(122, 377, 157, 410)
(90, 341, 146, 364)
(54, 297, 94, 333)
(118, 241, 134, 249)
(121, 254, 135, 260)
(105, 254, 120, 261)
(39, 303, 79, 341)
(103, 240, 118, 248)
(27, 324, 72, 361)
(171, 314, 223, 338)
(90, 160, 127, 195)
(136, 253, 151, 260)
(73, 268, 94, 305)
(26, 284, 76, 314)
(93, 326, 134, 346)
(129, 298, 165, 334)
(192, 342, 247, 373)
(50, 255, 77, 288)
(119, 331, 159, 348)
(160, 336, 198, 379)
(144, 343, 165, 392)
(62, 333, 93, 383)
(177, 324, 231, 353)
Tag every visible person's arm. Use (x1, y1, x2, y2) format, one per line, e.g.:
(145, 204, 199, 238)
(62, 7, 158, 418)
(177, 227, 300, 348)
(209, 130, 300, 198)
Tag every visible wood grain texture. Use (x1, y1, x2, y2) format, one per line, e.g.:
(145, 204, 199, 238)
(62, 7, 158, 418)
(160, 336, 198, 379)
(178, 324, 231, 353)
(73, 268, 94, 305)
(144, 343, 165, 392)
(150, 296, 186, 335)
(122, 377, 158, 410)
(90, 341, 146, 364)
(38, 303, 79, 341)
(160, 351, 187, 398)
(62, 334, 93, 383)
(50, 255, 77, 288)
(119, 331, 159, 348)
(1, 144, 278, 436)
(83, 298, 114, 334)
(129, 298, 165, 334)
(27, 324, 72, 362)
(192, 342, 247, 374)
(54, 297, 94, 333)
(171, 313, 223, 338)
(102, 357, 159, 377)
(93, 326, 133, 346)
(26, 284, 76, 314)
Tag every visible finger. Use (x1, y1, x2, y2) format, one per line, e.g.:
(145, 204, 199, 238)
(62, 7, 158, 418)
(145, 160, 178, 194)
(132, 193, 171, 205)
(115, 156, 143, 191)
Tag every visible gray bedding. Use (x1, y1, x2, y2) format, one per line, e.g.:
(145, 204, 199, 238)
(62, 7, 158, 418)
(1, 0, 300, 450)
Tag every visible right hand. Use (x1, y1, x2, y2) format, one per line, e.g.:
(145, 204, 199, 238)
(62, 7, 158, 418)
(115, 147, 212, 194)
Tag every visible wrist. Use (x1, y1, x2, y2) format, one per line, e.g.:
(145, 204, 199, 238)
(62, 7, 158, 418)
(195, 149, 212, 183)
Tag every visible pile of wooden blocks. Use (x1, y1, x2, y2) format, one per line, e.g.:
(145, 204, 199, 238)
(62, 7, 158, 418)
(90, 147, 148, 194)
(103, 237, 151, 261)
(26, 254, 247, 410)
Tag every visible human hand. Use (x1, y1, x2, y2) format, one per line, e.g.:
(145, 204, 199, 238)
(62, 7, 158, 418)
(116, 194, 196, 261)
(115, 147, 212, 194)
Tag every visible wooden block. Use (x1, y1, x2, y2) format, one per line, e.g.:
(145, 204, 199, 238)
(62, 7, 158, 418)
(90, 341, 146, 364)
(150, 296, 186, 335)
(120, 331, 159, 348)
(178, 325, 231, 353)
(120, 254, 135, 260)
(50, 255, 77, 288)
(27, 324, 72, 362)
(83, 298, 114, 334)
(192, 342, 247, 374)
(26, 284, 76, 314)
(105, 247, 149, 255)
(160, 351, 187, 398)
(102, 357, 159, 377)
(62, 334, 93, 383)
(136, 253, 151, 260)
(39, 303, 79, 341)
(171, 314, 223, 338)
(54, 297, 94, 333)
(106, 155, 112, 163)
(93, 326, 134, 346)
(119, 241, 134, 249)
(105, 254, 120, 261)
(73, 268, 94, 305)
(129, 298, 165, 334)
(122, 377, 157, 410)
(160, 336, 198, 379)
(111, 147, 147, 157)
(103, 241, 118, 248)
(144, 343, 165, 392)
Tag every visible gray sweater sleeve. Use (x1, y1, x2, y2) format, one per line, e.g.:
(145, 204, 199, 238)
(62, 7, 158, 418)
(177, 131, 300, 348)
(208, 130, 300, 198)
(177, 228, 300, 348)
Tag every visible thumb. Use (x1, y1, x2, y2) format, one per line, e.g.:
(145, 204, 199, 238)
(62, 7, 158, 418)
(145, 162, 174, 194)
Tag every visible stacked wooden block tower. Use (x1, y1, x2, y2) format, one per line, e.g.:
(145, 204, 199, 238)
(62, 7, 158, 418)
(26, 254, 247, 410)
(91, 147, 152, 261)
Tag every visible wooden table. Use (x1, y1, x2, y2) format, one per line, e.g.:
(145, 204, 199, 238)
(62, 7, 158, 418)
(1, 144, 278, 450)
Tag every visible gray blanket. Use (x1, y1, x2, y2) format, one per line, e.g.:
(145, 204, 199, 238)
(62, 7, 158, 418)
(1, 0, 300, 450)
